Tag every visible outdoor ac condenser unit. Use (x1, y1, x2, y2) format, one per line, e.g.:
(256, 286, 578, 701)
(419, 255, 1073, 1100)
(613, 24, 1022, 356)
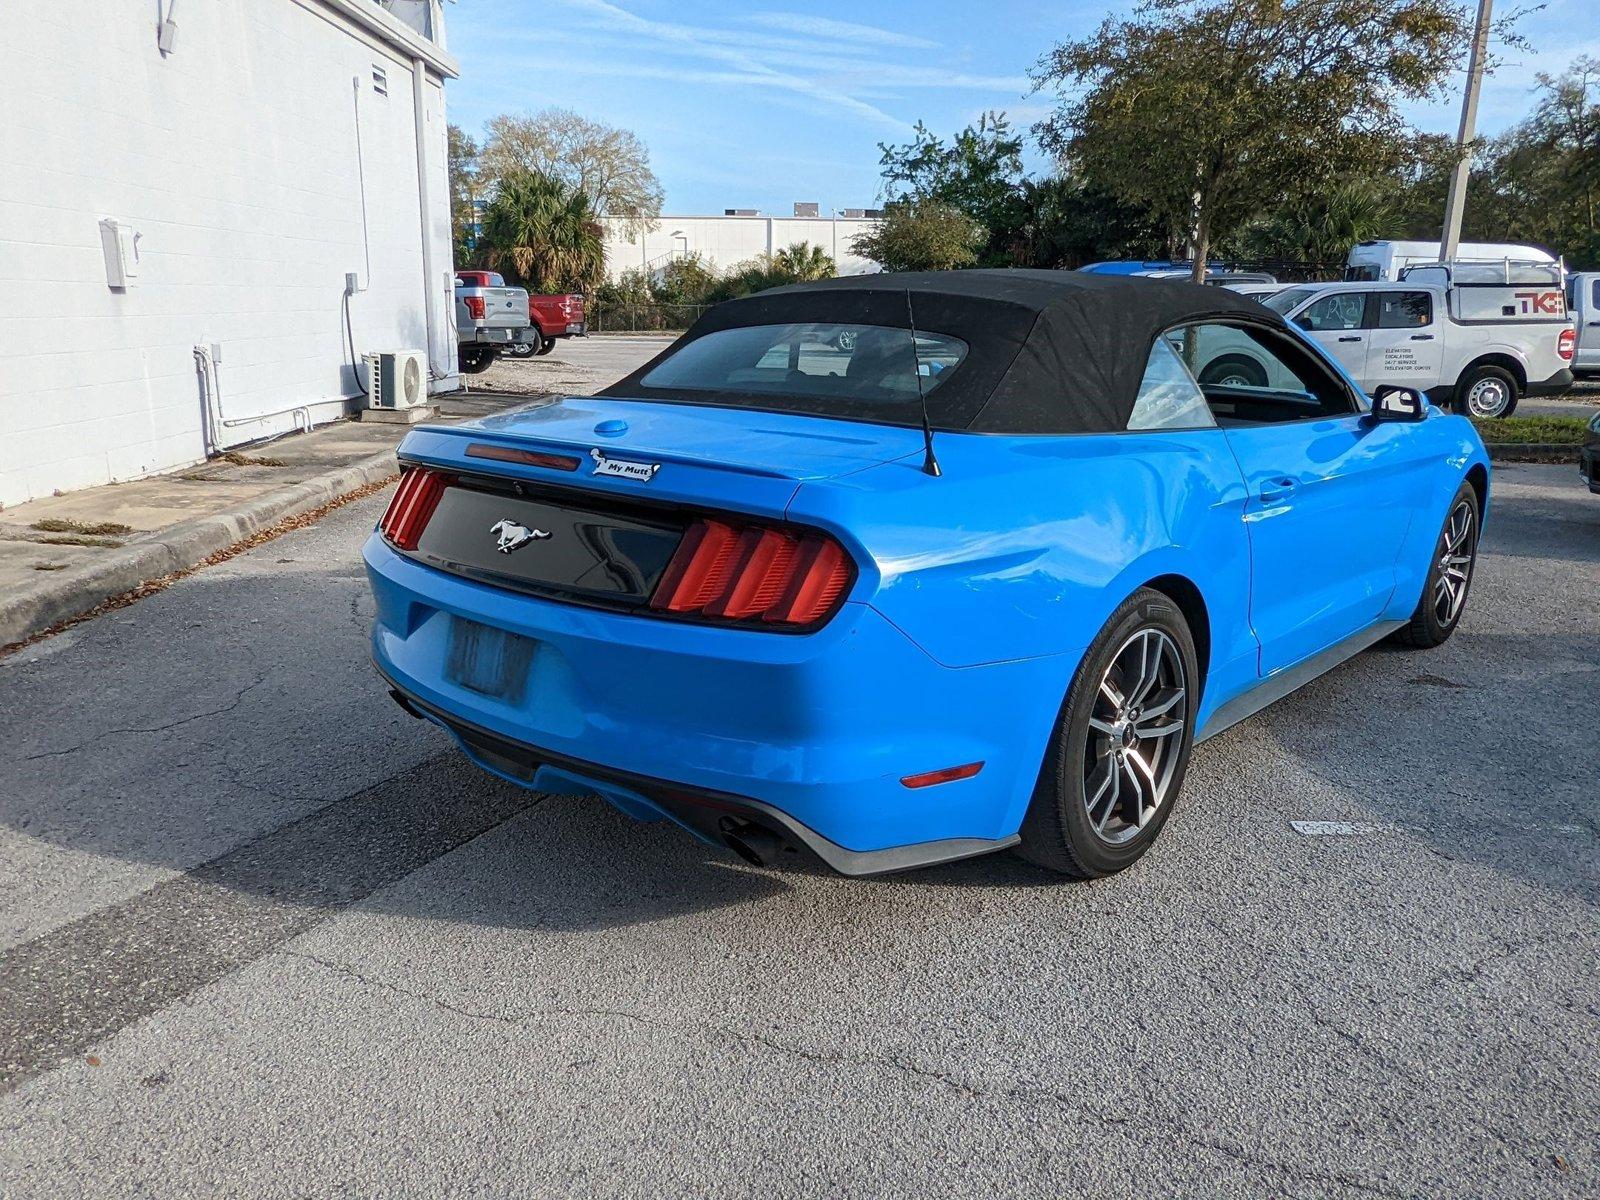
(365, 350, 428, 409)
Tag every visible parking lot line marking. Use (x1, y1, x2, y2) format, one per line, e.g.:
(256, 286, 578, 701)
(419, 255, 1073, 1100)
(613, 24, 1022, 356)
(0, 755, 541, 1094)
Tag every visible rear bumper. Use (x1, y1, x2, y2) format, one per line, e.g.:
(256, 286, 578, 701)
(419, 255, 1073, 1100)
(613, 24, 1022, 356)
(1526, 367, 1574, 397)
(461, 327, 537, 345)
(1580, 442, 1600, 494)
(364, 535, 1069, 867)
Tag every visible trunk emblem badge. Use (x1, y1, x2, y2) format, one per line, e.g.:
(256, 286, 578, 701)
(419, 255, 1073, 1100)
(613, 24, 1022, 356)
(489, 519, 551, 554)
(589, 448, 660, 482)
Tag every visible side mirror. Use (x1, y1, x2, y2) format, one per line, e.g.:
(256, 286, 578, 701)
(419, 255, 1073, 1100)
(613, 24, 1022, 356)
(1371, 385, 1427, 423)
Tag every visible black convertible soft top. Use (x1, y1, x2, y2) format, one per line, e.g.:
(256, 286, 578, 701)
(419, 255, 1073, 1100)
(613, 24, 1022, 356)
(600, 269, 1288, 435)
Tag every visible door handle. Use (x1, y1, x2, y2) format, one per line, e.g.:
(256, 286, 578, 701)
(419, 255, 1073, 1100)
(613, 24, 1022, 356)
(1410, 334, 1435, 341)
(1338, 336, 1363, 343)
(1259, 477, 1298, 504)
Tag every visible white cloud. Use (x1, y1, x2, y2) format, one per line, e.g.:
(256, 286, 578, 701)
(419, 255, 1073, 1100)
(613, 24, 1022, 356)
(742, 12, 939, 52)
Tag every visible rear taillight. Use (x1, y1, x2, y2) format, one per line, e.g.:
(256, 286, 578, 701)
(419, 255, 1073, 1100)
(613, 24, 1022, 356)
(379, 467, 448, 551)
(464, 295, 486, 321)
(1559, 328, 1576, 362)
(650, 518, 854, 628)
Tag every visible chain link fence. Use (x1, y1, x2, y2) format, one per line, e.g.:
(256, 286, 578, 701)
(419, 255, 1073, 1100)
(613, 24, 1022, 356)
(589, 303, 710, 333)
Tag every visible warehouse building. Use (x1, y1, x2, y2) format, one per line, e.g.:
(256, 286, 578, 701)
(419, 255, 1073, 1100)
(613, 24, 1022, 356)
(0, 0, 459, 507)
(600, 207, 884, 282)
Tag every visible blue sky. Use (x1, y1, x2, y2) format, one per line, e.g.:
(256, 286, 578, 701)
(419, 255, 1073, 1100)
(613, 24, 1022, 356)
(444, 0, 1600, 216)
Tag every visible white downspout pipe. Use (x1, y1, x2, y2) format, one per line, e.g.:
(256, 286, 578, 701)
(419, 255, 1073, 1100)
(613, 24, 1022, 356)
(411, 56, 442, 379)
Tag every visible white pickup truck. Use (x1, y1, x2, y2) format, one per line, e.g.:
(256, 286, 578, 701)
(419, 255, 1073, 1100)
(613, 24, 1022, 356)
(1566, 272, 1600, 377)
(1258, 275, 1575, 417)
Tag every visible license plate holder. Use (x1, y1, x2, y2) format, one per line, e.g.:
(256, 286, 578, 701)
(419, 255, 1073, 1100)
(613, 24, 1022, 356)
(445, 618, 536, 701)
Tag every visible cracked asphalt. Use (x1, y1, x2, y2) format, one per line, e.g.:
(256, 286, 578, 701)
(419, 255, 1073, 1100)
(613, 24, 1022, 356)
(0, 460, 1595, 1199)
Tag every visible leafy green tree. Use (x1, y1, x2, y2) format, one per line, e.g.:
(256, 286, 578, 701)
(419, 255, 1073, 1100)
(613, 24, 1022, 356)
(1226, 179, 1395, 264)
(850, 200, 985, 272)
(479, 169, 605, 295)
(447, 124, 482, 267)
(1005, 175, 1171, 268)
(877, 113, 1025, 264)
(1034, 0, 1486, 281)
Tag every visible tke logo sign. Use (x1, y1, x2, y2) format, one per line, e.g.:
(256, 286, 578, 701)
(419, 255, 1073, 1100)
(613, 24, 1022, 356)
(1512, 290, 1564, 315)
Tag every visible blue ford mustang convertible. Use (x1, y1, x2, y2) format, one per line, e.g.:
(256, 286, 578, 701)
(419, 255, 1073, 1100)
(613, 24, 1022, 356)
(366, 271, 1488, 877)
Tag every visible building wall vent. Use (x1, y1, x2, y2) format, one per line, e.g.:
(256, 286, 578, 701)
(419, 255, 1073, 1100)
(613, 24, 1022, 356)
(371, 64, 389, 96)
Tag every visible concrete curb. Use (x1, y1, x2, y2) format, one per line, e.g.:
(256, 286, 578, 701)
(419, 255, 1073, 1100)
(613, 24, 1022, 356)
(1485, 442, 1580, 464)
(0, 449, 399, 647)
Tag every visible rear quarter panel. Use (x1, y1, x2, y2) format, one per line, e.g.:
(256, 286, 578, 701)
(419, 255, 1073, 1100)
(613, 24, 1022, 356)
(1380, 410, 1490, 621)
(787, 429, 1260, 730)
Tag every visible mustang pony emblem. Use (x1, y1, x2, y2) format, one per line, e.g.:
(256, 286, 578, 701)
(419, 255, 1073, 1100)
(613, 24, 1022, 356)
(489, 519, 551, 554)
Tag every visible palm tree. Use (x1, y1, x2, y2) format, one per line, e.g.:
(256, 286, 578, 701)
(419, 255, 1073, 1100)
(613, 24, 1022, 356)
(480, 169, 605, 294)
(770, 241, 835, 282)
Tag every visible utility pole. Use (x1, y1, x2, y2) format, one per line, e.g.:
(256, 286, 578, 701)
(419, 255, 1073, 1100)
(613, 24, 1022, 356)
(1439, 0, 1494, 261)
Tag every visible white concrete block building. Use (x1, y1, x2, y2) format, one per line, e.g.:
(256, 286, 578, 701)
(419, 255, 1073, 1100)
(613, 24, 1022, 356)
(601, 211, 883, 282)
(0, 0, 459, 508)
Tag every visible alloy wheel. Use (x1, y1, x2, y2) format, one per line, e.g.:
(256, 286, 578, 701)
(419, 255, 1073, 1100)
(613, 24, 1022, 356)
(1083, 628, 1189, 846)
(1433, 500, 1476, 625)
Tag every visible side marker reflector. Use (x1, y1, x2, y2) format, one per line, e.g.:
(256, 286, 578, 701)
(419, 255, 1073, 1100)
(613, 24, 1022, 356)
(900, 762, 984, 789)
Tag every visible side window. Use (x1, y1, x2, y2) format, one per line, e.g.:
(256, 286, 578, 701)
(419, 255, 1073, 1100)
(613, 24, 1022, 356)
(1592, 278, 1600, 308)
(1376, 291, 1432, 328)
(1296, 292, 1366, 332)
(1127, 339, 1216, 431)
(1164, 322, 1358, 424)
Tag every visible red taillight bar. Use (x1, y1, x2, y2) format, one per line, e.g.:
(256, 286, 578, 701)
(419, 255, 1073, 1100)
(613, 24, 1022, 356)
(651, 517, 854, 629)
(463, 295, 486, 321)
(379, 467, 448, 551)
(1558, 328, 1575, 362)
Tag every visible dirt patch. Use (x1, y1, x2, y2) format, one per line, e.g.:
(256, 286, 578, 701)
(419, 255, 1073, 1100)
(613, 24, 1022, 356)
(30, 519, 134, 536)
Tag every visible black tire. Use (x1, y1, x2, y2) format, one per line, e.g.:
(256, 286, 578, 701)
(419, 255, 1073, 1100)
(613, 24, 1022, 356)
(1454, 363, 1519, 418)
(505, 340, 535, 358)
(1389, 480, 1480, 649)
(1198, 354, 1269, 388)
(536, 336, 557, 356)
(459, 345, 497, 374)
(1017, 588, 1199, 878)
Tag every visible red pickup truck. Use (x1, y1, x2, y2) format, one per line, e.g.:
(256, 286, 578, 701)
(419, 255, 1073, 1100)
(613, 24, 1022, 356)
(456, 271, 586, 357)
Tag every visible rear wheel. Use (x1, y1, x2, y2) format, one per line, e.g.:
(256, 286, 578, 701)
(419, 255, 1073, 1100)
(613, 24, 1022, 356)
(535, 337, 557, 356)
(459, 345, 497, 374)
(1389, 481, 1480, 649)
(1017, 588, 1198, 878)
(1456, 364, 1518, 418)
(1198, 354, 1268, 388)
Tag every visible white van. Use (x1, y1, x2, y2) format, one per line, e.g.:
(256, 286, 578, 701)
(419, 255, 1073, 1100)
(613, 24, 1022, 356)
(1565, 272, 1600, 376)
(1345, 240, 1557, 283)
(1253, 280, 1575, 416)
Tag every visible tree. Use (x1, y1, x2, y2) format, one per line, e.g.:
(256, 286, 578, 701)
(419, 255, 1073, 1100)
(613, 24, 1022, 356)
(479, 108, 663, 235)
(447, 124, 482, 267)
(1226, 179, 1395, 264)
(478, 170, 605, 295)
(1004, 175, 1170, 268)
(877, 113, 1026, 265)
(850, 200, 985, 272)
(769, 242, 836, 283)
(1034, 0, 1484, 282)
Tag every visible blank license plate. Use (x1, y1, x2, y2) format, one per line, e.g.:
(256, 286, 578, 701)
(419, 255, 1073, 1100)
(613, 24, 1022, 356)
(445, 618, 535, 701)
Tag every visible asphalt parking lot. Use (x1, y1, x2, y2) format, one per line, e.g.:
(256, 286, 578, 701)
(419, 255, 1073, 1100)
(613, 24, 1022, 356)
(0, 345, 1597, 1197)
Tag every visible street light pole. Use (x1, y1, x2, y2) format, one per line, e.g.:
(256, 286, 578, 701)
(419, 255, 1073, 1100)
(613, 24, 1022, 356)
(1439, 0, 1494, 262)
